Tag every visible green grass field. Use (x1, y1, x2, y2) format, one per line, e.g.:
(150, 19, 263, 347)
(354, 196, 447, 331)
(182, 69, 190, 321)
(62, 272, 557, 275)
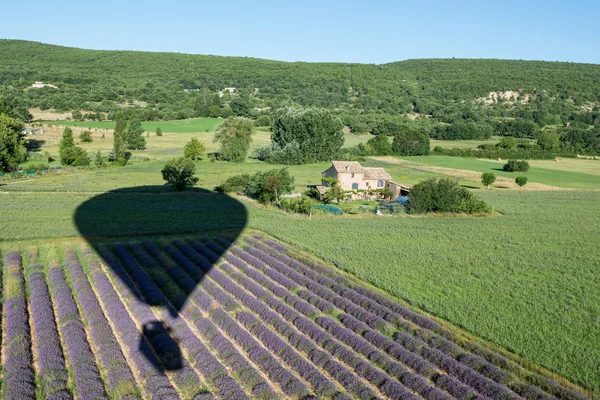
(402, 155, 600, 189)
(3, 136, 599, 394)
(1, 182, 599, 393)
(51, 117, 223, 133)
(430, 136, 502, 149)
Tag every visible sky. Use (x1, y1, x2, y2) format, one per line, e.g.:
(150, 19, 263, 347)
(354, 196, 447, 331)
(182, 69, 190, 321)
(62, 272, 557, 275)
(1, 0, 598, 64)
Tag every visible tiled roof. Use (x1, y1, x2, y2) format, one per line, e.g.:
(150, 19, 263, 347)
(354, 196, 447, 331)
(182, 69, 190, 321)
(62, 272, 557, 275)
(329, 161, 392, 181)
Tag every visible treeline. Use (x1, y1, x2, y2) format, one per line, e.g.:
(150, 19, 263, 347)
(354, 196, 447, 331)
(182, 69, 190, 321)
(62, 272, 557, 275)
(1, 40, 599, 130)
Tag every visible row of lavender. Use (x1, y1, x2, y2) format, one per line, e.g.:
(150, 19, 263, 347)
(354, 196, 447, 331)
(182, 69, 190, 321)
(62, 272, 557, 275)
(0, 247, 214, 399)
(240, 236, 589, 400)
(101, 236, 589, 400)
(2, 237, 589, 400)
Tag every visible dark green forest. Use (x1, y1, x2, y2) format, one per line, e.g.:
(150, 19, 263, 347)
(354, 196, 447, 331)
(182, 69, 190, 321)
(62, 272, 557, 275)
(1, 39, 599, 151)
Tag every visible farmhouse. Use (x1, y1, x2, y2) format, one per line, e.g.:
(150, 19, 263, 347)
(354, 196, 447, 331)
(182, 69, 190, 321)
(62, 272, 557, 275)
(317, 161, 409, 200)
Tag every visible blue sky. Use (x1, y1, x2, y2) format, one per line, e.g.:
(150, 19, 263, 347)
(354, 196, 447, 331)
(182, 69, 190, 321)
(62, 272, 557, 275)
(1, 0, 598, 64)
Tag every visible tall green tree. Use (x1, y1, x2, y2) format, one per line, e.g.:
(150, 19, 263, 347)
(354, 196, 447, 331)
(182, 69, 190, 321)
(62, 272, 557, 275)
(537, 132, 560, 151)
(125, 118, 146, 149)
(213, 117, 254, 162)
(113, 117, 128, 165)
(270, 107, 344, 164)
(0, 113, 26, 172)
(366, 134, 392, 155)
(392, 130, 430, 156)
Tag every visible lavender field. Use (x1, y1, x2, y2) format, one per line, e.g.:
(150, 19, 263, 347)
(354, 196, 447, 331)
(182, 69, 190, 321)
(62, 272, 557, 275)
(0, 236, 589, 399)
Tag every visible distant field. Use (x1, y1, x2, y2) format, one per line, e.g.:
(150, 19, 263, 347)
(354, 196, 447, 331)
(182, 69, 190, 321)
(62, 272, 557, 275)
(1, 158, 443, 193)
(27, 124, 369, 162)
(51, 117, 223, 133)
(401, 156, 600, 189)
(430, 137, 502, 150)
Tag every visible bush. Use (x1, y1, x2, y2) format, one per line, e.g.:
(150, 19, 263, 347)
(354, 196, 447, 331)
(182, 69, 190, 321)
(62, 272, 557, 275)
(24, 163, 49, 172)
(155, 127, 163, 136)
(161, 157, 199, 191)
(215, 168, 294, 204)
(408, 178, 490, 214)
(60, 146, 90, 166)
(79, 130, 93, 143)
(184, 137, 205, 160)
(503, 160, 530, 172)
(280, 195, 315, 215)
(215, 174, 252, 194)
(433, 146, 556, 160)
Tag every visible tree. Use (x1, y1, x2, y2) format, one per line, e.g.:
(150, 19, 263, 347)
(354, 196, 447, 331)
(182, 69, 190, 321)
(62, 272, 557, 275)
(0, 113, 26, 172)
(481, 172, 496, 189)
(161, 157, 199, 191)
(125, 118, 146, 149)
(366, 134, 392, 155)
(229, 97, 250, 117)
(247, 168, 295, 204)
(270, 107, 344, 164)
(213, 117, 254, 162)
(184, 137, 205, 160)
(59, 127, 75, 164)
(113, 117, 128, 165)
(0, 89, 32, 122)
(515, 176, 528, 189)
(155, 127, 163, 136)
(79, 130, 93, 143)
(321, 178, 346, 204)
(537, 132, 560, 151)
(392, 130, 430, 156)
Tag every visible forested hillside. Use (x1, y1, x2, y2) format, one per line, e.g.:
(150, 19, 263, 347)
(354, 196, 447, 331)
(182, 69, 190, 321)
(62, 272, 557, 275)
(1, 40, 599, 139)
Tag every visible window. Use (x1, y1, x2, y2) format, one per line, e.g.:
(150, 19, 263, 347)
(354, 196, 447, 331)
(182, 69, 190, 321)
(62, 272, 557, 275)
(377, 180, 384, 187)
(352, 183, 359, 190)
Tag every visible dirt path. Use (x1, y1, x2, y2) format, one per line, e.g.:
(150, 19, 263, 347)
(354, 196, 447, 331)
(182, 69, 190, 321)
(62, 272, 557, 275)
(372, 156, 566, 191)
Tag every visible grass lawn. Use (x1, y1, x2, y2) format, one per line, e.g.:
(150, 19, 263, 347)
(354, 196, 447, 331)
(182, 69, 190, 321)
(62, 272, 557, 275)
(49, 117, 223, 133)
(402, 155, 600, 189)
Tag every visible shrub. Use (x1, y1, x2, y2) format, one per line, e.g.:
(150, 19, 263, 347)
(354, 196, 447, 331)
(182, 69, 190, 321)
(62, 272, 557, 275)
(408, 178, 490, 214)
(79, 130, 93, 143)
(280, 196, 315, 215)
(184, 137, 205, 160)
(503, 159, 530, 172)
(155, 127, 163, 136)
(215, 174, 252, 194)
(161, 157, 199, 191)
